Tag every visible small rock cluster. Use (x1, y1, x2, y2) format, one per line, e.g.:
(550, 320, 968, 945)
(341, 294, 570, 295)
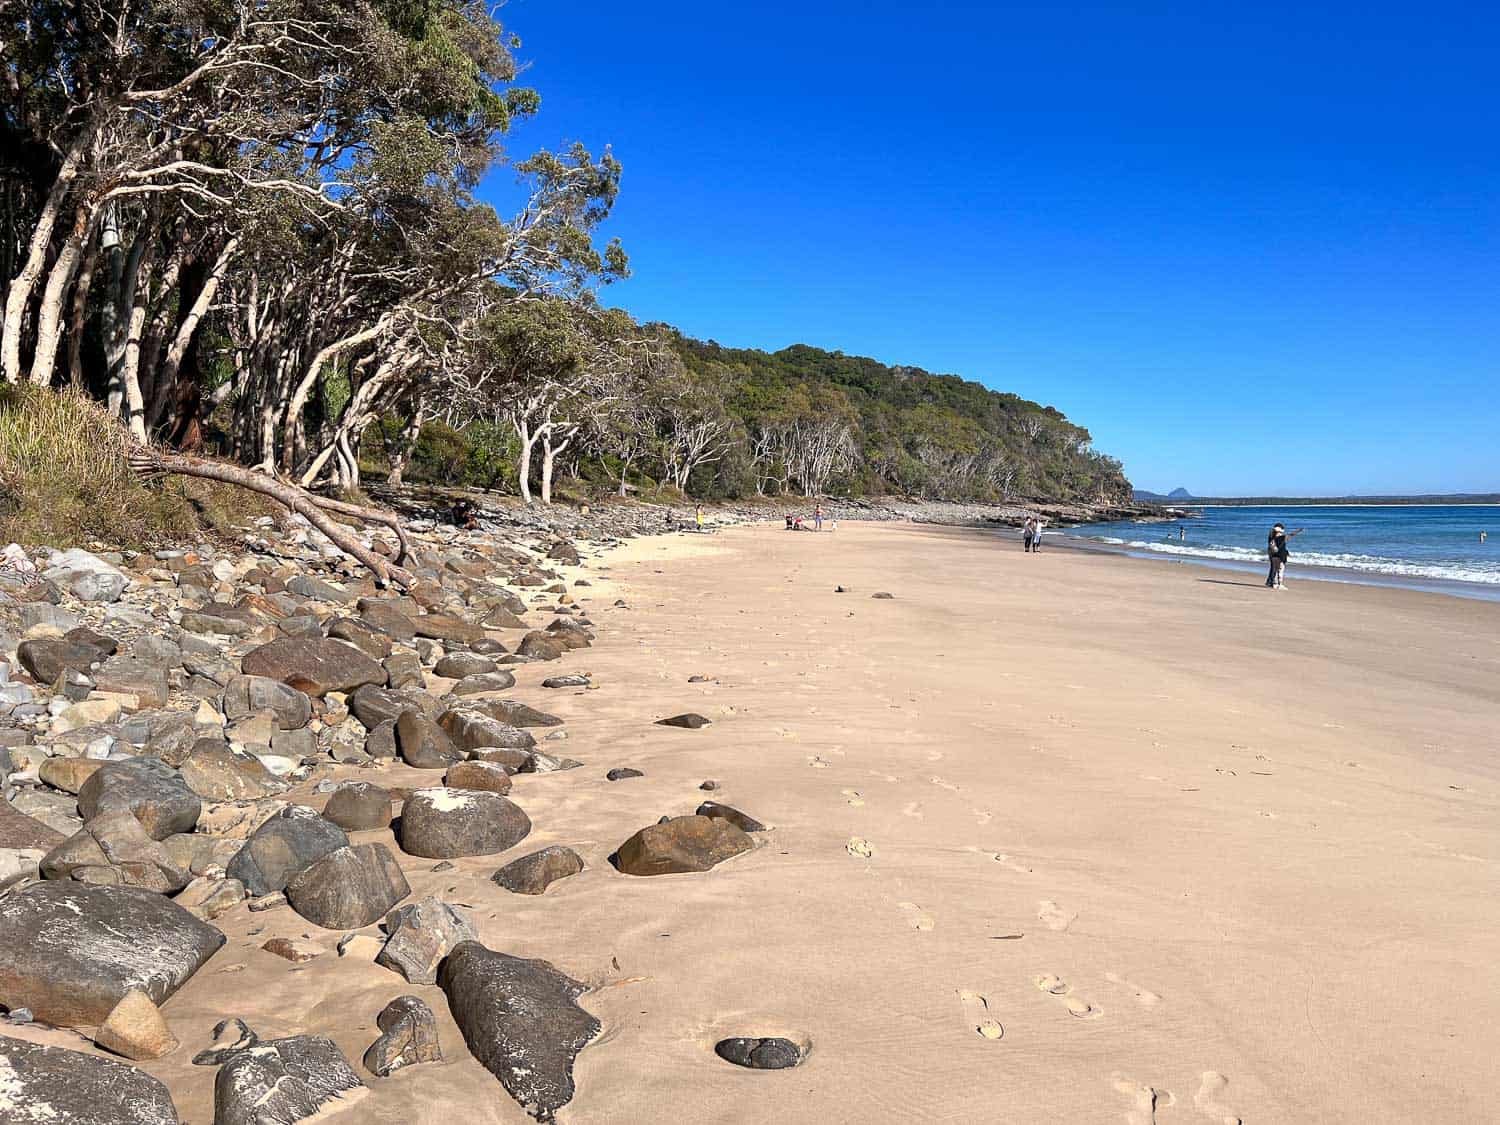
(0, 508, 773, 1121)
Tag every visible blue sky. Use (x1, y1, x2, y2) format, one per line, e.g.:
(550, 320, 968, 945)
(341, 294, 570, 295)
(485, 1, 1499, 496)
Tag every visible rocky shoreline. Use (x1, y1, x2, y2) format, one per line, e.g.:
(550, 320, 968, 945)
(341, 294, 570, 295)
(368, 485, 1167, 540)
(0, 504, 789, 1122)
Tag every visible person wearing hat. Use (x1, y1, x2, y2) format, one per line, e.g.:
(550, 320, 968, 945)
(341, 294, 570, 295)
(1266, 522, 1303, 588)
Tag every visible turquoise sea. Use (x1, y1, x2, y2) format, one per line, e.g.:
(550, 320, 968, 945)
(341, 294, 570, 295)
(1063, 504, 1500, 593)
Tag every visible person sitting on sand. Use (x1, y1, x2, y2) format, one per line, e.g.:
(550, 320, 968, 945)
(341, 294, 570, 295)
(1266, 522, 1304, 589)
(785, 514, 795, 530)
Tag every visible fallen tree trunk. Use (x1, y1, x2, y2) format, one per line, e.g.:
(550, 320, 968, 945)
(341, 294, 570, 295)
(304, 492, 412, 566)
(128, 448, 416, 590)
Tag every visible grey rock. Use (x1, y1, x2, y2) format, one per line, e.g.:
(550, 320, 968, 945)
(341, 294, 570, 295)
(467, 697, 562, 728)
(364, 718, 397, 759)
(715, 1036, 803, 1069)
(77, 758, 200, 840)
(439, 941, 599, 1122)
(492, 846, 584, 895)
(227, 805, 348, 896)
(213, 1032, 365, 1125)
(433, 651, 498, 679)
(322, 782, 392, 831)
(398, 788, 531, 859)
(439, 708, 537, 752)
(363, 995, 442, 1077)
(17, 636, 102, 683)
(239, 636, 384, 698)
(285, 843, 410, 929)
(180, 743, 285, 801)
(326, 616, 392, 661)
(92, 656, 170, 708)
(0, 1037, 181, 1124)
(383, 651, 424, 690)
(446, 670, 519, 697)
(376, 896, 479, 984)
(541, 674, 590, 689)
(221, 675, 312, 730)
(656, 712, 711, 729)
(348, 683, 429, 729)
(395, 710, 461, 769)
(606, 767, 643, 781)
(0, 881, 224, 1025)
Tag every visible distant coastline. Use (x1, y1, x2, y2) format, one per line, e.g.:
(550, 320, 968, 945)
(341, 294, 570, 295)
(1150, 494, 1499, 507)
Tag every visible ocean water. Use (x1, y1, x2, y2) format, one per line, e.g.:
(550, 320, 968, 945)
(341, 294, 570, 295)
(1063, 504, 1500, 589)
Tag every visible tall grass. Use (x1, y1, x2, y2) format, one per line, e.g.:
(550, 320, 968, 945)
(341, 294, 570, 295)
(0, 385, 270, 549)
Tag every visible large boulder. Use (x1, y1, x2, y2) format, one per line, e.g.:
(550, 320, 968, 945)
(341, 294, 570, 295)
(213, 1033, 365, 1125)
(444, 760, 513, 795)
(398, 788, 531, 859)
(439, 942, 599, 1122)
(447, 671, 520, 698)
(77, 757, 200, 840)
(285, 843, 410, 929)
(492, 846, 584, 895)
(439, 708, 537, 753)
(0, 1037, 180, 1124)
(411, 613, 486, 645)
(0, 798, 66, 849)
(179, 743, 284, 802)
(613, 815, 753, 876)
(221, 674, 312, 730)
(376, 896, 479, 984)
(467, 698, 563, 728)
(321, 782, 392, 831)
(239, 636, 384, 697)
(432, 651, 497, 679)
(43, 809, 191, 892)
(0, 881, 223, 1025)
(16, 636, 103, 683)
(226, 805, 348, 896)
(348, 683, 431, 730)
(395, 710, 462, 769)
(363, 995, 442, 1077)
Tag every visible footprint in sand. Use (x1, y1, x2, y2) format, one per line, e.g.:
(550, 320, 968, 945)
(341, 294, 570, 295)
(901, 802, 924, 818)
(1194, 1072, 1242, 1124)
(995, 853, 1034, 874)
(899, 901, 936, 931)
(807, 756, 829, 769)
(841, 788, 865, 807)
(973, 809, 993, 825)
(1113, 1076, 1175, 1124)
(930, 776, 960, 791)
(1033, 974, 1102, 1019)
(926, 749, 944, 761)
(1037, 900, 1076, 931)
(1104, 971, 1161, 1005)
(956, 990, 1003, 1040)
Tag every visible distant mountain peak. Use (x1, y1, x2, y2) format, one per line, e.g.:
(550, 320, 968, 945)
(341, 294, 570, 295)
(1167, 487, 1193, 498)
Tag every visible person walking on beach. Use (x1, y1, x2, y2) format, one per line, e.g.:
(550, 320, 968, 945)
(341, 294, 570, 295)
(695, 505, 705, 531)
(1022, 517, 1035, 552)
(1266, 522, 1304, 588)
(1482, 530, 1488, 544)
(1031, 516, 1044, 552)
(1179, 525, 1186, 541)
(814, 504, 824, 532)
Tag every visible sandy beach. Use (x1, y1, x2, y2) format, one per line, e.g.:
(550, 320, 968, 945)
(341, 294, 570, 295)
(10, 518, 1497, 1123)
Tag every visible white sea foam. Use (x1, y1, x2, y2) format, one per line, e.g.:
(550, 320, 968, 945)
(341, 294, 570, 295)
(1076, 538, 1500, 585)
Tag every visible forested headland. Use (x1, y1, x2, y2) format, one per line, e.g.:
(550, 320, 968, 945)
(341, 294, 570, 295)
(0, 0, 1130, 545)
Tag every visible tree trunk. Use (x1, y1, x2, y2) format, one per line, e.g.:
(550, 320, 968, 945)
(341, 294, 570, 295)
(66, 234, 101, 389)
(146, 236, 238, 434)
(387, 405, 423, 487)
(26, 203, 92, 387)
(618, 452, 633, 496)
(2, 125, 93, 382)
(516, 423, 540, 504)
